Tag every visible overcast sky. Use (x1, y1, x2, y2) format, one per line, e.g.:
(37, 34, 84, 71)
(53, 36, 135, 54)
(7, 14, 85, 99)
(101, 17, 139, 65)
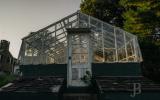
(0, 0, 81, 58)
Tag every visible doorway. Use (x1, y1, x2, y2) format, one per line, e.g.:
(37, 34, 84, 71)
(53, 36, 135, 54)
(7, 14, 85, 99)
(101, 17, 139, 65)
(67, 28, 92, 87)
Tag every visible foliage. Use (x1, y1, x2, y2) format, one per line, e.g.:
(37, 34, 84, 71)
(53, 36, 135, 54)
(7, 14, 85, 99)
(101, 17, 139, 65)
(80, 0, 123, 27)
(81, 0, 160, 37)
(120, 0, 160, 80)
(0, 74, 15, 87)
(119, 0, 160, 37)
(140, 38, 160, 81)
(81, 70, 92, 85)
(80, 0, 160, 80)
(80, 0, 96, 16)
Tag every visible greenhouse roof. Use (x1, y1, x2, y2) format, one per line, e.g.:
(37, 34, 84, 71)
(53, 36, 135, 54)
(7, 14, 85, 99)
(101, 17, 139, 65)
(18, 11, 142, 65)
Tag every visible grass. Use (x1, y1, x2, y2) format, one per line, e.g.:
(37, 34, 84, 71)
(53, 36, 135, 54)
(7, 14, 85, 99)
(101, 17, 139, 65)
(0, 74, 15, 87)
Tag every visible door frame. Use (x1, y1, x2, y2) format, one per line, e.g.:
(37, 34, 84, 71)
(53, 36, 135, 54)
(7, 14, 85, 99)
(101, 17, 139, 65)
(67, 28, 92, 87)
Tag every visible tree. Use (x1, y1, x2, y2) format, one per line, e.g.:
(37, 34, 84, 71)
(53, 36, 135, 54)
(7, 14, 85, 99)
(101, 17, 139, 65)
(120, 0, 160, 80)
(119, 0, 160, 38)
(81, 0, 160, 37)
(80, 0, 123, 27)
(80, 0, 160, 81)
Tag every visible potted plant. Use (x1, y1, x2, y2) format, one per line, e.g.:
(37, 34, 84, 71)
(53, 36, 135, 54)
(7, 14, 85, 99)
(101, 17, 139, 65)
(81, 70, 92, 85)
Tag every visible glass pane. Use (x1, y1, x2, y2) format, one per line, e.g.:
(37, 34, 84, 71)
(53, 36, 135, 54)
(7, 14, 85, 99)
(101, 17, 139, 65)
(72, 54, 80, 64)
(80, 54, 88, 63)
(72, 68, 79, 80)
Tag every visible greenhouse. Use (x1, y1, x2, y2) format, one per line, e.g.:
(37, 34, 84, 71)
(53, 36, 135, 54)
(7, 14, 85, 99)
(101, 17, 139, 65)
(3, 11, 160, 100)
(18, 11, 142, 65)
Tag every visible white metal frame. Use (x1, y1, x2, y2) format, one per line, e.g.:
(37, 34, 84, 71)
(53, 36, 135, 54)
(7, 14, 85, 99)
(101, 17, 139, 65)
(67, 32, 91, 86)
(18, 11, 143, 65)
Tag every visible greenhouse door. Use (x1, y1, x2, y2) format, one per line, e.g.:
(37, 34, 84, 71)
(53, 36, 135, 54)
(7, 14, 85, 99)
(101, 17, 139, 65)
(67, 28, 91, 87)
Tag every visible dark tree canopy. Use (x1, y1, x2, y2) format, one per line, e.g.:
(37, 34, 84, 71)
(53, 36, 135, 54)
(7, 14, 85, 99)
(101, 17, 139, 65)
(80, 0, 123, 27)
(81, 0, 160, 38)
(120, 0, 160, 38)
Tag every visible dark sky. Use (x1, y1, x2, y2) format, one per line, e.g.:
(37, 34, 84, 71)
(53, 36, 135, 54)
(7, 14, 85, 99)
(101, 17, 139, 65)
(0, 0, 81, 58)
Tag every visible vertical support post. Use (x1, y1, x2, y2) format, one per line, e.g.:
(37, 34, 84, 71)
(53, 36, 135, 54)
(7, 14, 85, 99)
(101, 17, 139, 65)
(77, 11, 80, 28)
(123, 32, 128, 61)
(114, 27, 118, 62)
(101, 22, 105, 62)
(88, 15, 90, 28)
(67, 33, 72, 87)
(31, 48, 34, 64)
(88, 33, 92, 71)
(136, 37, 142, 62)
(41, 35, 44, 64)
(67, 18, 70, 28)
(88, 14, 92, 64)
(40, 32, 46, 64)
(60, 21, 67, 63)
(79, 34, 82, 63)
(20, 41, 26, 65)
(54, 25, 57, 63)
(133, 36, 138, 62)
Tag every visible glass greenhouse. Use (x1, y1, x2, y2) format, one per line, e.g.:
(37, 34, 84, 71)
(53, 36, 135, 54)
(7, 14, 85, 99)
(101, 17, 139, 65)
(18, 11, 143, 65)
